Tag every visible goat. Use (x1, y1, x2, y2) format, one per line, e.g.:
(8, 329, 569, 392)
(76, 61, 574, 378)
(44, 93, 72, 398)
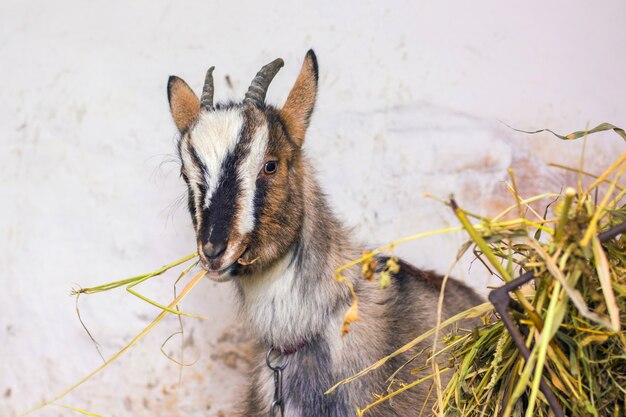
(166, 50, 482, 417)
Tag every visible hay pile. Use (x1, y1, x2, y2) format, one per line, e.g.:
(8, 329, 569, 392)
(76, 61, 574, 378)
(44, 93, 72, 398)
(439, 154, 626, 417)
(333, 127, 625, 417)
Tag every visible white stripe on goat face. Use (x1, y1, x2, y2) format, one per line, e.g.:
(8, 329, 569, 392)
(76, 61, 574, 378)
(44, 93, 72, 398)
(183, 107, 269, 238)
(189, 108, 243, 204)
(237, 122, 268, 236)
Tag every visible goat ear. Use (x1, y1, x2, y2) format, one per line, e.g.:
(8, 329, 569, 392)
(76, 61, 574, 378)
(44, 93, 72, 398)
(167, 76, 200, 133)
(280, 50, 318, 146)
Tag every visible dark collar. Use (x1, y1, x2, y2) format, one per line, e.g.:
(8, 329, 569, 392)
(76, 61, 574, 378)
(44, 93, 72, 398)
(276, 339, 308, 356)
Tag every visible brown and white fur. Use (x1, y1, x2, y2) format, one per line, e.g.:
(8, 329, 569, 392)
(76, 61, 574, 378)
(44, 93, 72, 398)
(167, 50, 482, 416)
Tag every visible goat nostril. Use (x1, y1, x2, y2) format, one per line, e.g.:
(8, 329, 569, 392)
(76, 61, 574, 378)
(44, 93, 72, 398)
(202, 240, 227, 260)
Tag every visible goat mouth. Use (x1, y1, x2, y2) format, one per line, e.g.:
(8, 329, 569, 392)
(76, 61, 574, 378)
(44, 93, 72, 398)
(204, 267, 233, 282)
(200, 261, 236, 282)
(200, 246, 250, 281)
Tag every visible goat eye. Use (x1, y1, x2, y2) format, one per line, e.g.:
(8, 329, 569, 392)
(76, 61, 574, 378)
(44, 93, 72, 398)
(263, 161, 278, 175)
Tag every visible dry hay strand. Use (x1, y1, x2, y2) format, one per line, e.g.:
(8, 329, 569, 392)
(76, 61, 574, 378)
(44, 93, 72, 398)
(19, 254, 205, 417)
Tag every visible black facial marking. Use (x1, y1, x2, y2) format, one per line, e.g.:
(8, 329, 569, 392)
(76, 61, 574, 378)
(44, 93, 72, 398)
(253, 178, 268, 226)
(196, 120, 255, 246)
(199, 149, 240, 245)
(186, 189, 197, 228)
(268, 110, 299, 148)
(188, 143, 208, 177)
(186, 180, 206, 229)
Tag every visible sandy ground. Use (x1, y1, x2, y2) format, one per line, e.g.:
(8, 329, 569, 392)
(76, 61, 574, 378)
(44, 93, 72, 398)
(1, 1, 625, 416)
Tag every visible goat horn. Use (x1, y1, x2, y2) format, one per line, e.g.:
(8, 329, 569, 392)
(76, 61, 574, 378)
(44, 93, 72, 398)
(244, 58, 284, 106)
(201, 66, 215, 110)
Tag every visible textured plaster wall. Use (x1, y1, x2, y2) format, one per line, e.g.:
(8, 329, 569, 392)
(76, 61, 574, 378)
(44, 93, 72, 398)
(1, 1, 625, 416)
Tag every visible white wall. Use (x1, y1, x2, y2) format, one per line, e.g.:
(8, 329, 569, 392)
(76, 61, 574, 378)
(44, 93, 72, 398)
(1, 1, 624, 416)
